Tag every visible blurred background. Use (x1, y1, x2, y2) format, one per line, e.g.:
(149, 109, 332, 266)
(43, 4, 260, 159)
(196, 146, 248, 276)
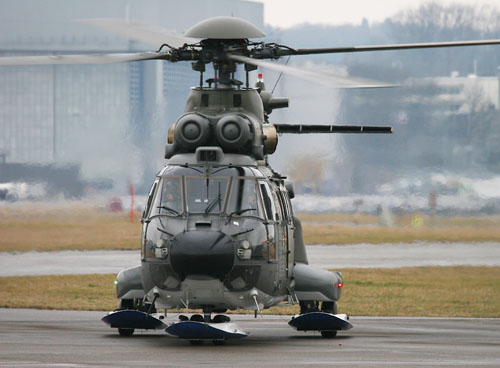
(1, 0, 500, 218)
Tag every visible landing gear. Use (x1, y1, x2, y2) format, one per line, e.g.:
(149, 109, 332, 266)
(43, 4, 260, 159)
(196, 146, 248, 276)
(299, 300, 319, 314)
(321, 301, 338, 314)
(117, 298, 156, 313)
(104, 297, 162, 337)
(299, 300, 337, 315)
(165, 309, 248, 341)
(118, 328, 135, 336)
(320, 301, 338, 338)
(320, 330, 337, 338)
(290, 300, 351, 338)
(118, 298, 134, 310)
(116, 299, 136, 336)
(182, 310, 231, 324)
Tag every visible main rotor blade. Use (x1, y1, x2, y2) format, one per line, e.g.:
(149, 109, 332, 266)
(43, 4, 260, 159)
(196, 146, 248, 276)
(78, 18, 197, 49)
(278, 39, 500, 57)
(0, 52, 166, 66)
(274, 124, 393, 134)
(229, 54, 396, 89)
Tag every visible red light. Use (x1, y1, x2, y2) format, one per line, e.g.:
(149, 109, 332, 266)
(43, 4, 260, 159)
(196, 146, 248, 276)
(337, 283, 343, 288)
(258, 73, 263, 79)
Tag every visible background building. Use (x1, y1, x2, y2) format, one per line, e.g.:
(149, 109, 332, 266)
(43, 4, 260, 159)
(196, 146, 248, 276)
(0, 0, 263, 193)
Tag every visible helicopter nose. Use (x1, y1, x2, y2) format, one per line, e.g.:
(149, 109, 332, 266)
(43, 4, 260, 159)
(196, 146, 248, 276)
(170, 231, 234, 280)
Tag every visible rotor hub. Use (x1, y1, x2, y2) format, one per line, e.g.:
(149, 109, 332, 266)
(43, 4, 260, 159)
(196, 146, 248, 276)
(185, 16, 265, 39)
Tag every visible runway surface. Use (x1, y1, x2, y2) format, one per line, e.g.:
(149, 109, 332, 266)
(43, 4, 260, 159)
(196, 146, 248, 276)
(2, 242, 500, 276)
(1, 309, 499, 367)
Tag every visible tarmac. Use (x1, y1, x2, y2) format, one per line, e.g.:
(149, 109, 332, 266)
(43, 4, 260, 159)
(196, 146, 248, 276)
(1, 309, 499, 367)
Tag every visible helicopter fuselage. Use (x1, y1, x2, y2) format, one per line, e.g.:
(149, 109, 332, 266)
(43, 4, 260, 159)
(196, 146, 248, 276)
(140, 162, 292, 311)
(112, 85, 344, 315)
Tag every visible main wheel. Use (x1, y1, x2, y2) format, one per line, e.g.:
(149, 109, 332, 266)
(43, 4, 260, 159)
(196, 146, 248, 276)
(118, 328, 135, 336)
(320, 330, 337, 338)
(212, 315, 231, 323)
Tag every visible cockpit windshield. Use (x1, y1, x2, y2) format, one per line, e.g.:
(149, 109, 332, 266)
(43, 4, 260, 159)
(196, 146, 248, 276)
(227, 178, 263, 218)
(151, 177, 183, 216)
(186, 177, 228, 214)
(148, 166, 267, 219)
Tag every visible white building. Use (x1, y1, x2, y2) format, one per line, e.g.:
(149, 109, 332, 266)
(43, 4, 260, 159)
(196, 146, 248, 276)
(0, 0, 263, 187)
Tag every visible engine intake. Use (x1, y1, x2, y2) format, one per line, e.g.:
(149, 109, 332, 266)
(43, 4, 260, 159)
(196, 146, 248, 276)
(174, 114, 211, 150)
(215, 115, 251, 151)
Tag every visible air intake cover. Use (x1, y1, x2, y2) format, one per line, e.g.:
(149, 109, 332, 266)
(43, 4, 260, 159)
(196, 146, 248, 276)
(174, 114, 211, 150)
(215, 115, 251, 151)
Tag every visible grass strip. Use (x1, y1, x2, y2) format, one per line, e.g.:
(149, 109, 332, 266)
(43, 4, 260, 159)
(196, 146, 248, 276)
(302, 224, 500, 244)
(2, 209, 500, 252)
(1, 267, 499, 317)
(0, 209, 142, 252)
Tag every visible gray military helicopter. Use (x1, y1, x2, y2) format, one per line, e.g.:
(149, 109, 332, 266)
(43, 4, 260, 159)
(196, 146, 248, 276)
(3, 15, 500, 344)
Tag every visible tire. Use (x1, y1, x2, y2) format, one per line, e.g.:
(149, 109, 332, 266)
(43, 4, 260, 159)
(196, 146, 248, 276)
(320, 330, 337, 338)
(212, 315, 231, 323)
(190, 314, 204, 322)
(118, 328, 135, 337)
(116, 299, 137, 337)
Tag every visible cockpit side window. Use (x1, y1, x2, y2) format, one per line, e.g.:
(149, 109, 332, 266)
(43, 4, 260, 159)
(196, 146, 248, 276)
(143, 179, 159, 220)
(151, 177, 183, 216)
(227, 178, 264, 218)
(279, 187, 294, 224)
(259, 181, 276, 221)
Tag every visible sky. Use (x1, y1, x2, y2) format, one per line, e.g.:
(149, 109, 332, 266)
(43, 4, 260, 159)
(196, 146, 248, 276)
(253, 0, 500, 28)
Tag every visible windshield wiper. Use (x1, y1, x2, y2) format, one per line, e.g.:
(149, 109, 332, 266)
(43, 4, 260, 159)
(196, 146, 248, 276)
(226, 208, 257, 224)
(229, 208, 256, 216)
(204, 193, 222, 214)
(156, 206, 180, 216)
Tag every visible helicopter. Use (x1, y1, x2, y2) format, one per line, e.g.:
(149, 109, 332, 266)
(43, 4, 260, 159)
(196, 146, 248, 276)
(2, 15, 500, 344)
